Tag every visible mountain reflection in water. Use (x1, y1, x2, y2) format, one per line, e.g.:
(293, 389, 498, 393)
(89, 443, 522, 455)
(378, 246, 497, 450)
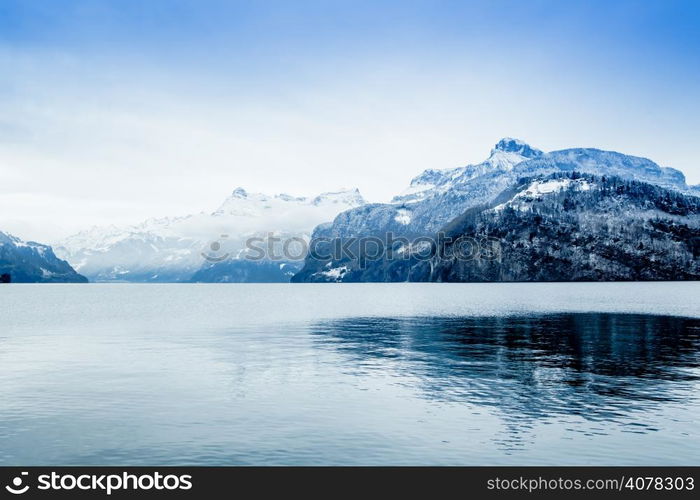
(310, 313, 700, 444)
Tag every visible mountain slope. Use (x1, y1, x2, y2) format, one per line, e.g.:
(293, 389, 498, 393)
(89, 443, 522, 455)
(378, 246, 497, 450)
(0, 231, 87, 283)
(189, 259, 302, 283)
(427, 173, 700, 281)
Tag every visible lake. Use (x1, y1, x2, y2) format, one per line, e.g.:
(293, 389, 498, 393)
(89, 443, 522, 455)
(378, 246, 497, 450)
(1, 282, 699, 465)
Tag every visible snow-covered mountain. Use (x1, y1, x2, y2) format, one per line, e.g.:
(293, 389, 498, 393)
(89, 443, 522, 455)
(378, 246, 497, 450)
(317, 138, 693, 239)
(294, 172, 700, 282)
(426, 172, 700, 281)
(55, 188, 365, 282)
(0, 231, 87, 283)
(393, 138, 543, 204)
(293, 138, 699, 282)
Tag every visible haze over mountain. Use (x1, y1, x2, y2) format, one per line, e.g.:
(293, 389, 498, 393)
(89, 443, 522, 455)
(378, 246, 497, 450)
(55, 188, 365, 282)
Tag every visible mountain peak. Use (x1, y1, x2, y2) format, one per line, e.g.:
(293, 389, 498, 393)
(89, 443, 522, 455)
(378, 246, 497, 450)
(231, 187, 248, 198)
(492, 137, 542, 158)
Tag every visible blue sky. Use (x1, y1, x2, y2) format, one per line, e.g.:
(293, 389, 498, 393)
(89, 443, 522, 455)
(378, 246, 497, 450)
(0, 0, 699, 240)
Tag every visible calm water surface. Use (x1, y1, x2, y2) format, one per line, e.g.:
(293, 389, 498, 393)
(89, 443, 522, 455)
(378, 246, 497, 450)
(1, 282, 699, 465)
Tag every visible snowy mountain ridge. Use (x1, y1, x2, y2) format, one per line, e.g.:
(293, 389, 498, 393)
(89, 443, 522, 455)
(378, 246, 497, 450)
(394, 138, 543, 204)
